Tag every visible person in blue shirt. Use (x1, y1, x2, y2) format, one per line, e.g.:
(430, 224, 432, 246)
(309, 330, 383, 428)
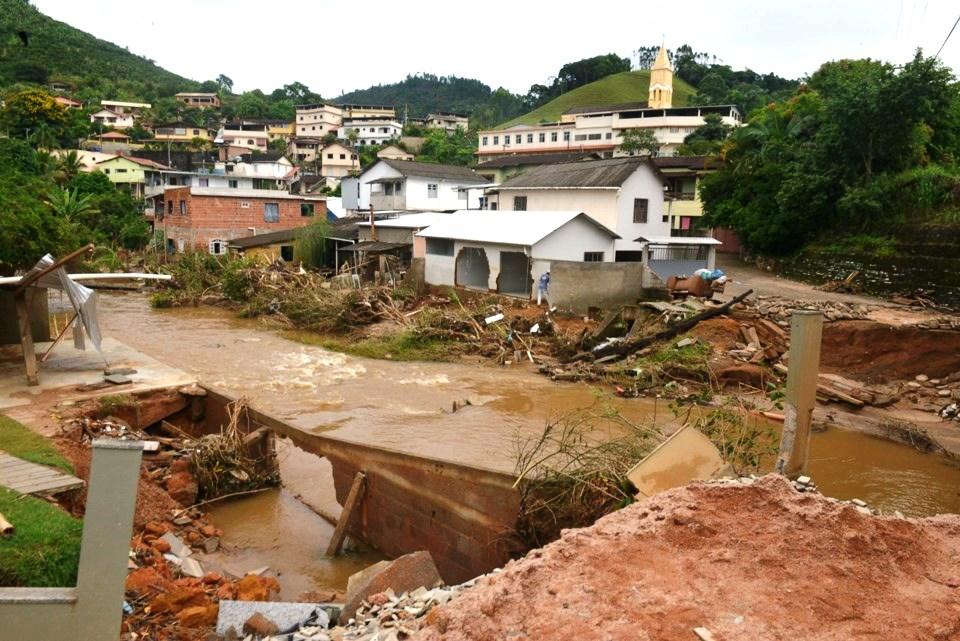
(537, 271, 550, 306)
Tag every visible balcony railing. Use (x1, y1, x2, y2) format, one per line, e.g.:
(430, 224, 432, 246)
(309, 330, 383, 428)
(664, 191, 696, 201)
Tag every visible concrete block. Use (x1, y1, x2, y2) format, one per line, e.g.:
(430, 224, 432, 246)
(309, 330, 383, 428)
(160, 532, 191, 559)
(216, 600, 329, 637)
(340, 551, 441, 624)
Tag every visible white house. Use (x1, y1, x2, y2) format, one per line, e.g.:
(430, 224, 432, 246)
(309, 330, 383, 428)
(90, 108, 134, 130)
(338, 117, 403, 147)
(416, 210, 618, 297)
(490, 156, 675, 260)
(355, 159, 486, 211)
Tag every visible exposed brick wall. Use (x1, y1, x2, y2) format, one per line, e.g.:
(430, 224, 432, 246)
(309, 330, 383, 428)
(161, 187, 326, 252)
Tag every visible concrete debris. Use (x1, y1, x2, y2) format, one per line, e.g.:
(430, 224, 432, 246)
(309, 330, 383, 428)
(160, 532, 192, 559)
(676, 337, 697, 348)
(180, 556, 204, 578)
(693, 628, 717, 641)
(216, 600, 332, 637)
(483, 313, 504, 325)
(340, 551, 441, 624)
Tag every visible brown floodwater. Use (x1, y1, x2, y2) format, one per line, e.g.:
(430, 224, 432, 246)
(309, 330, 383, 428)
(197, 488, 383, 599)
(97, 292, 960, 523)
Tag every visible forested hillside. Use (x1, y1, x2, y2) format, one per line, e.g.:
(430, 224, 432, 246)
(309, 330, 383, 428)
(0, 0, 196, 101)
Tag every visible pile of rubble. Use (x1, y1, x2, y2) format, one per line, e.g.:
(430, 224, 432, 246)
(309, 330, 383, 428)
(904, 373, 960, 421)
(746, 296, 878, 323)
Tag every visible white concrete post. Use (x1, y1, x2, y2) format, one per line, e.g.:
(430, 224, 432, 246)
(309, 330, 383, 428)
(775, 311, 823, 478)
(74, 440, 144, 641)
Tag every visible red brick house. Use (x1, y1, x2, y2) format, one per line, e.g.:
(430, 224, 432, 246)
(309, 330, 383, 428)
(159, 187, 327, 254)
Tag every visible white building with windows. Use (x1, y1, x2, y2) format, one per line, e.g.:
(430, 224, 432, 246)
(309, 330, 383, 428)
(489, 156, 672, 260)
(352, 159, 486, 212)
(338, 118, 403, 147)
(476, 44, 740, 160)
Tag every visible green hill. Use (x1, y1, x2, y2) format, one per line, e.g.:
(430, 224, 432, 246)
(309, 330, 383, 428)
(0, 0, 195, 99)
(500, 70, 697, 127)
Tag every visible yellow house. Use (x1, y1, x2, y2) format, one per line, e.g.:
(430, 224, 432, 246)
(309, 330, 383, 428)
(266, 121, 295, 143)
(153, 123, 215, 144)
(95, 155, 170, 198)
(652, 156, 720, 235)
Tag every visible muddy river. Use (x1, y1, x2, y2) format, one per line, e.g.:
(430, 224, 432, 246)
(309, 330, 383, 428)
(96, 293, 960, 588)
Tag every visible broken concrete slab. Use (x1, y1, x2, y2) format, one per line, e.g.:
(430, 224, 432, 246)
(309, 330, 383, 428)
(159, 532, 191, 559)
(180, 556, 203, 578)
(216, 600, 330, 637)
(104, 374, 132, 385)
(627, 425, 732, 497)
(340, 551, 441, 624)
(104, 367, 137, 376)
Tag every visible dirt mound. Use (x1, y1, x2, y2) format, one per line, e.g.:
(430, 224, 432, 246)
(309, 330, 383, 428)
(413, 476, 960, 641)
(821, 321, 960, 383)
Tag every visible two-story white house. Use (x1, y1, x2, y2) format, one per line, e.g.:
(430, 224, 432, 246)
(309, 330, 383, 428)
(350, 159, 486, 212)
(338, 117, 403, 147)
(489, 156, 673, 261)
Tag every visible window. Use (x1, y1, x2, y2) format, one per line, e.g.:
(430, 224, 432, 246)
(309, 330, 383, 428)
(574, 134, 587, 141)
(209, 239, 225, 255)
(327, 153, 334, 159)
(539, 133, 545, 143)
(583, 252, 604, 262)
(264, 202, 280, 222)
(241, 201, 251, 209)
(229, 180, 238, 188)
(116, 168, 128, 173)
(179, 200, 186, 215)
(426, 238, 454, 256)
(482, 136, 488, 145)
(605, 132, 612, 139)
(633, 198, 648, 223)
(588, 133, 602, 140)
(662, 214, 669, 223)
(515, 134, 521, 144)
(339, 154, 346, 160)
(490, 201, 498, 210)
(199, 178, 209, 187)
(167, 200, 173, 214)
(193, 129, 200, 135)
(551, 132, 558, 142)
(493, 135, 499, 144)
(104, 169, 111, 174)
(563, 131, 570, 142)
(526, 134, 533, 143)
(514, 196, 527, 211)
(301, 203, 315, 217)
(427, 183, 438, 198)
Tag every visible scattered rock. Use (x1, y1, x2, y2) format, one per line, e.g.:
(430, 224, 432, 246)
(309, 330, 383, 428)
(177, 604, 219, 628)
(203, 536, 220, 554)
(236, 574, 281, 602)
(159, 532, 192, 559)
(243, 612, 280, 637)
(340, 551, 441, 624)
(217, 600, 330, 637)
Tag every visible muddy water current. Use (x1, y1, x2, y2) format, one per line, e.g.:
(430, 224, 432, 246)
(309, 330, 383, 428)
(97, 293, 960, 580)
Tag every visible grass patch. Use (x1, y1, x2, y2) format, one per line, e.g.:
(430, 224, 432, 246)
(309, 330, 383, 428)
(282, 329, 458, 362)
(0, 487, 82, 587)
(500, 70, 697, 127)
(95, 394, 135, 418)
(811, 234, 898, 258)
(0, 415, 72, 473)
(609, 335, 713, 390)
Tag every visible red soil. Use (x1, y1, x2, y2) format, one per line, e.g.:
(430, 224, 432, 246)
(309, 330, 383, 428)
(414, 476, 960, 641)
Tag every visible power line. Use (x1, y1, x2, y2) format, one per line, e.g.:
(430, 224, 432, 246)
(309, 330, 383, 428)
(935, 12, 960, 58)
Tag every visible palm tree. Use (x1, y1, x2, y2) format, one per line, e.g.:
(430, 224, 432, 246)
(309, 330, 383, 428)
(29, 123, 59, 151)
(46, 187, 99, 224)
(55, 150, 83, 186)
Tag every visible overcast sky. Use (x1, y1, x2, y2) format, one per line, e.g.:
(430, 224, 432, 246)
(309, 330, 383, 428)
(30, 0, 960, 97)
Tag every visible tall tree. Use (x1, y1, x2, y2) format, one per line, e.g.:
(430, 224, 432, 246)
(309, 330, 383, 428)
(618, 128, 660, 156)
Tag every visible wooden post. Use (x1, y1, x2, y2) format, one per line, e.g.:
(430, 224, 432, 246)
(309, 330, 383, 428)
(775, 310, 823, 478)
(14, 292, 38, 386)
(326, 471, 366, 557)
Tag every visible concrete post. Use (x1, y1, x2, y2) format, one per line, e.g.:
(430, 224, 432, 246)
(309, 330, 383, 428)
(775, 310, 823, 478)
(74, 439, 143, 641)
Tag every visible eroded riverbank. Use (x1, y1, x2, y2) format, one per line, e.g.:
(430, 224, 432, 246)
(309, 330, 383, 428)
(96, 291, 960, 516)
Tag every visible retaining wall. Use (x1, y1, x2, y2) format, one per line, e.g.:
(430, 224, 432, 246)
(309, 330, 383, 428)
(550, 260, 665, 314)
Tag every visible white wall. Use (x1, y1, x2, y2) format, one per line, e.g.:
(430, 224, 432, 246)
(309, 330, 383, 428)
(497, 189, 618, 230)
(532, 217, 616, 262)
(341, 177, 360, 210)
(406, 176, 473, 211)
(613, 165, 671, 252)
(424, 253, 455, 287)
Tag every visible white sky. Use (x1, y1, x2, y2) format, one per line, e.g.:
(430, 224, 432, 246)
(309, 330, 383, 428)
(30, 0, 960, 97)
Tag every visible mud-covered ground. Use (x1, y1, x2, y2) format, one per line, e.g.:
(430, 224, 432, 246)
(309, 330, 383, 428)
(414, 475, 960, 641)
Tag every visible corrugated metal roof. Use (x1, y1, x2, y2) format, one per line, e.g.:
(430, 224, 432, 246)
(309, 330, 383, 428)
(357, 212, 453, 229)
(364, 159, 485, 183)
(416, 210, 619, 246)
(339, 241, 410, 252)
(475, 151, 601, 169)
(497, 157, 647, 189)
(635, 236, 721, 245)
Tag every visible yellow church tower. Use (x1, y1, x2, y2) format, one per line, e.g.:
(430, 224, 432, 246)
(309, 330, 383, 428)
(648, 43, 674, 109)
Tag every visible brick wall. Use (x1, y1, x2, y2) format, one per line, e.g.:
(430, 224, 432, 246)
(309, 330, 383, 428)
(162, 187, 326, 252)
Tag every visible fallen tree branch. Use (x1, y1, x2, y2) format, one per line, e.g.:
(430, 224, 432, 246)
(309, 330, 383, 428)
(571, 289, 754, 363)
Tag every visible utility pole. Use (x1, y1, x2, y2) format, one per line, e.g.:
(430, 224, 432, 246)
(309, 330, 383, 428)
(775, 310, 823, 478)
